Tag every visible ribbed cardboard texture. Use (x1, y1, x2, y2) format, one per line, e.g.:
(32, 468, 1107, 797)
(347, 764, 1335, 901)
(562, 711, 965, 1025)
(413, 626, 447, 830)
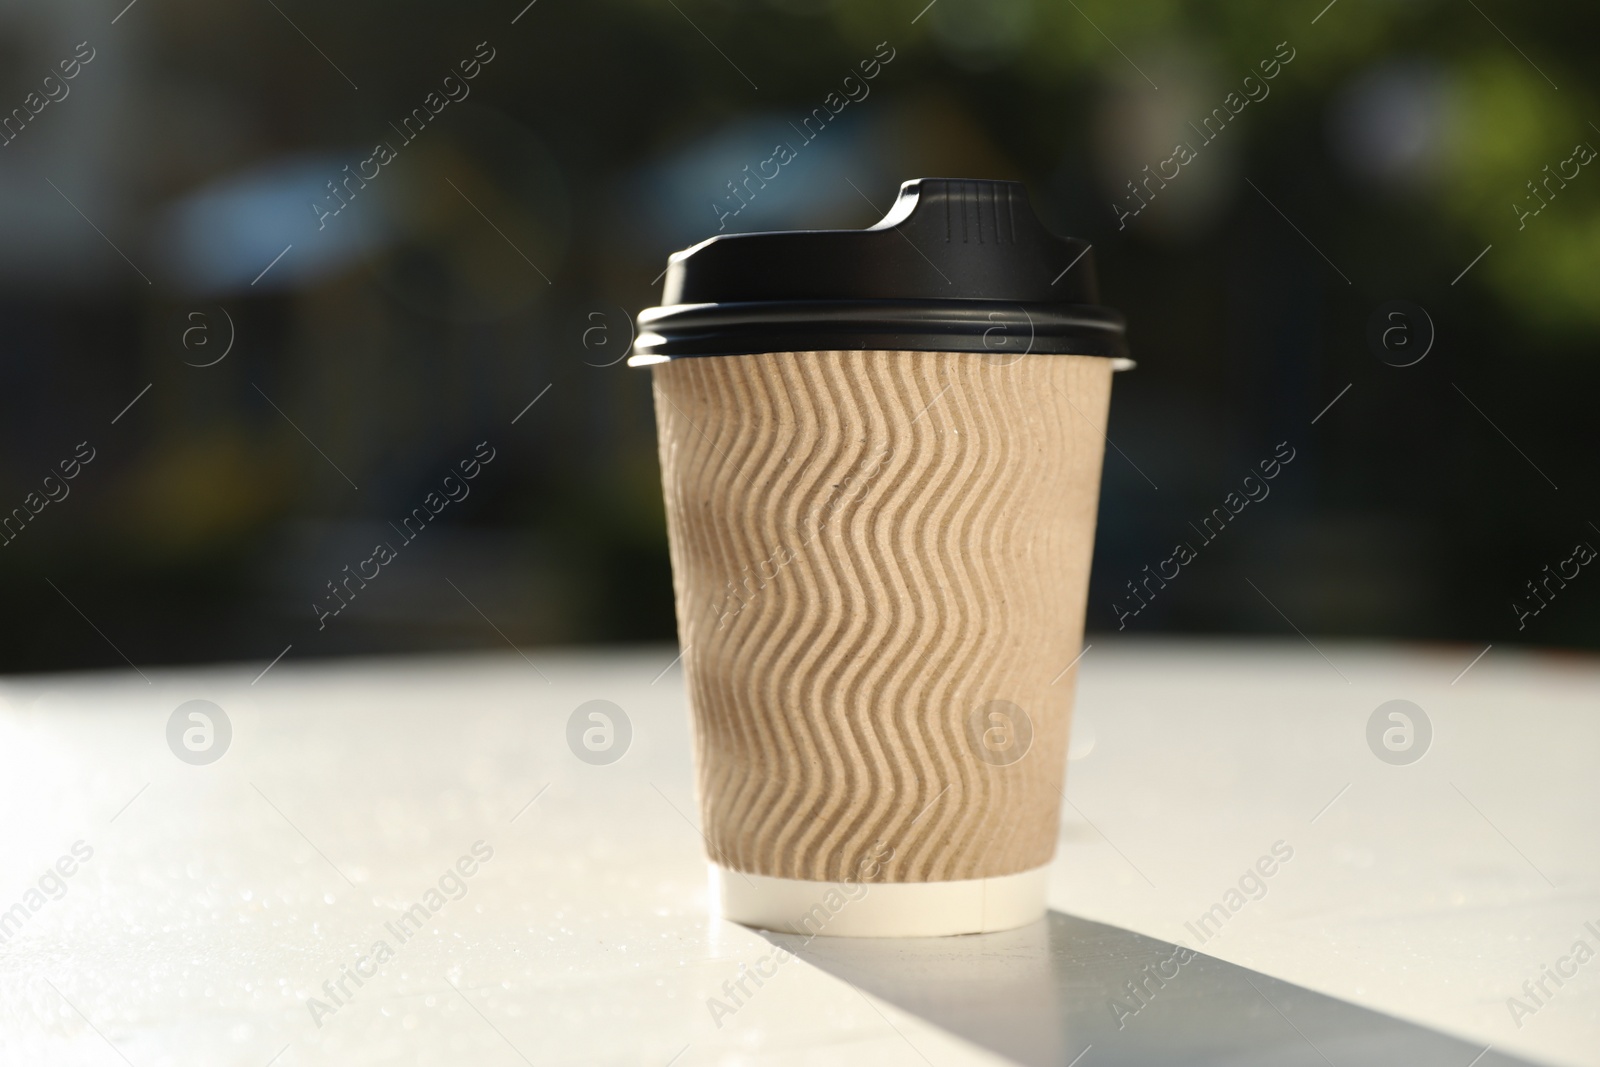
(651, 350, 1112, 883)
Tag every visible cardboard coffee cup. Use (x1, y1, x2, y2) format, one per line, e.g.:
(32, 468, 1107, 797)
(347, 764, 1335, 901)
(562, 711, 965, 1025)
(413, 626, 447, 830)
(631, 178, 1131, 937)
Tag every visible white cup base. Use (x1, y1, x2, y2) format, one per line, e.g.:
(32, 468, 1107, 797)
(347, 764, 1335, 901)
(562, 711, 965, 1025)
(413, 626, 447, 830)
(711, 864, 1049, 938)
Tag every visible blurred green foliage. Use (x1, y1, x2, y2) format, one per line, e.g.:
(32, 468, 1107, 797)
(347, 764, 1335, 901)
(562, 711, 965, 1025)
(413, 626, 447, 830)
(731, 0, 1600, 331)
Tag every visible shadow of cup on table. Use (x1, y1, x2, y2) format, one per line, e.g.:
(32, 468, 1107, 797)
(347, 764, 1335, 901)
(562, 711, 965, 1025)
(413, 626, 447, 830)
(759, 911, 1543, 1067)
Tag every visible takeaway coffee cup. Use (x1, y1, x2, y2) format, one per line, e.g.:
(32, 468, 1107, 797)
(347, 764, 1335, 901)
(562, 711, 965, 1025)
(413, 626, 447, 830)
(630, 178, 1131, 937)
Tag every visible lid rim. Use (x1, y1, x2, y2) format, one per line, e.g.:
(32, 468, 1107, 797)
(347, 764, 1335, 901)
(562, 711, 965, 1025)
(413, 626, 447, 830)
(638, 298, 1126, 330)
(629, 298, 1128, 362)
(626, 348, 1135, 366)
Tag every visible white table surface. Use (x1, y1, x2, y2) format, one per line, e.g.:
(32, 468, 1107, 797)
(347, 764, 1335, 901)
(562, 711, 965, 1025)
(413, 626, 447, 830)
(0, 639, 1595, 1066)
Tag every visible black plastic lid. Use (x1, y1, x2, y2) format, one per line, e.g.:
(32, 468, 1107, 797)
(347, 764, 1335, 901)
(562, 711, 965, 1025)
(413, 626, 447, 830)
(628, 177, 1127, 364)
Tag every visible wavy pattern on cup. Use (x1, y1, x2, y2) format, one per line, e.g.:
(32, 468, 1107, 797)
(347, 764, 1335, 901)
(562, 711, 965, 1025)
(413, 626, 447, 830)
(652, 350, 1110, 882)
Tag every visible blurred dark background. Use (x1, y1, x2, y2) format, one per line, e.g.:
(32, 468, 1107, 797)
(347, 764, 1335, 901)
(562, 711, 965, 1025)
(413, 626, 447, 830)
(3, 0, 1597, 674)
